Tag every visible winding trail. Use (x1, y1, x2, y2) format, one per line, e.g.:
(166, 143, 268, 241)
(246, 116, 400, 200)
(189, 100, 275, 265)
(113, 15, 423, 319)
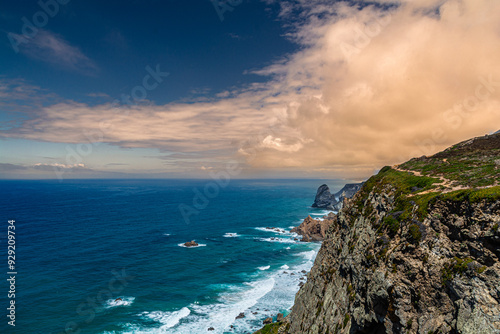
(391, 165, 496, 195)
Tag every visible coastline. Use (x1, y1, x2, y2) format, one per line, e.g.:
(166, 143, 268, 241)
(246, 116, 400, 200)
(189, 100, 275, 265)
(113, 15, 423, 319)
(2, 179, 340, 333)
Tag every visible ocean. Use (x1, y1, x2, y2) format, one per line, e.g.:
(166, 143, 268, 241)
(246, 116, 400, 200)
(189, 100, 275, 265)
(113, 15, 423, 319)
(0, 179, 346, 334)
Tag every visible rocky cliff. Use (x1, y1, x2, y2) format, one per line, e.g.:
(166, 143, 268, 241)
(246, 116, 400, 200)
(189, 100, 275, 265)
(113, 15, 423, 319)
(312, 183, 363, 211)
(312, 184, 338, 210)
(256, 132, 500, 334)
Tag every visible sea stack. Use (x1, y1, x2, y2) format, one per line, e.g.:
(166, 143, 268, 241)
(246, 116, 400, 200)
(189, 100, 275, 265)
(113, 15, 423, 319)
(311, 184, 337, 210)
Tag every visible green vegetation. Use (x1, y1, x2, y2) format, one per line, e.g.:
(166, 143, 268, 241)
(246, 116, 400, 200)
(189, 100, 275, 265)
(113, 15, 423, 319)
(409, 224, 422, 243)
(343, 314, 350, 328)
(382, 215, 400, 235)
(253, 322, 289, 334)
(366, 253, 375, 263)
(347, 284, 356, 302)
(361, 165, 499, 238)
(377, 246, 388, 260)
(441, 257, 474, 285)
(362, 136, 500, 230)
(493, 223, 499, 232)
(363, 167, 440, 196)
(439, 186, 500, 203)
(360, 167, 442, 228)
(399, 140, 500, 188)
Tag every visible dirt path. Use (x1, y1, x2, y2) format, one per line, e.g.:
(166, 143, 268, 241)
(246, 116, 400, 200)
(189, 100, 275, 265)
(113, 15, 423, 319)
(392, 165, 473, 195)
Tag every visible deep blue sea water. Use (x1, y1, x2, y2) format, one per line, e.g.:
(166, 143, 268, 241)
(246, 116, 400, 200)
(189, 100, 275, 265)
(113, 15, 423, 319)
(0, 179, 346, 334)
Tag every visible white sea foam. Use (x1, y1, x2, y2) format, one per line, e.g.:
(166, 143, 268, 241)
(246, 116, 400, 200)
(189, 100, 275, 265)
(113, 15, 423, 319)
(257, 237, 297, 244)
(255, 227, 289, 234)
(177, 243, 207, 248)
(102, 243, 321, 334)
(163, 233, 171, 236)
(142, 307, 191, 329)
(223, 232, 240, 238)
(309, 209, 332, 215)
(254, 227, 299, 244)
(258, 265, 270, 271)
(296, 250, 317, 261)
(156, 278, 275, 334)
(105, 296, 135, 308)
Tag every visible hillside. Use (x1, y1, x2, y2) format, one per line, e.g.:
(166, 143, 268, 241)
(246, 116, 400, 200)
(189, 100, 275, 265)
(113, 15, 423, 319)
(255, 133, 500, 334)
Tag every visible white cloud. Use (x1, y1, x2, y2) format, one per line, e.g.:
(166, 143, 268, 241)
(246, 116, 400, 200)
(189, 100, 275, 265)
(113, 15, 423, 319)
(12, 30, 98, 75)
(3, 0, 500, 178)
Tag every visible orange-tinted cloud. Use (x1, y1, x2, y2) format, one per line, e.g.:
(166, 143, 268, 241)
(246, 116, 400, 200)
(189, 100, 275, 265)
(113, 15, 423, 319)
(4, 0, 500, 178)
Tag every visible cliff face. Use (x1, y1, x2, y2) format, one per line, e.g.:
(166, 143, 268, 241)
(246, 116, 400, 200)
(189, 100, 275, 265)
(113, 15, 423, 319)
(286, 133, 500, 334)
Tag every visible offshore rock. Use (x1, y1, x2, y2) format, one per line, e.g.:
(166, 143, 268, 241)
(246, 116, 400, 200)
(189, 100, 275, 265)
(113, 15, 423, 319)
(183, 240, 199, 247)
(312, 184, 337, 210)
(312, 183, 363, 211)
(291, 215, 335, 241)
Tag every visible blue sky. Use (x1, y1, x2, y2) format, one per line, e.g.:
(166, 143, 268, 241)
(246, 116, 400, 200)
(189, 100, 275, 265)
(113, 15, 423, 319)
(1, 0, 293, 104)
(1, 0, 499, 179)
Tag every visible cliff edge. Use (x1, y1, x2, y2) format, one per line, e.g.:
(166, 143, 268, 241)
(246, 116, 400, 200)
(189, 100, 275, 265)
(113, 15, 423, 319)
(256, 132, 500, 334)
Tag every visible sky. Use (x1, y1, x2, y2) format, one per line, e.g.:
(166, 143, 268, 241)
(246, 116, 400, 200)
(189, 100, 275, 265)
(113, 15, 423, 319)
(0, 0, 499, 180)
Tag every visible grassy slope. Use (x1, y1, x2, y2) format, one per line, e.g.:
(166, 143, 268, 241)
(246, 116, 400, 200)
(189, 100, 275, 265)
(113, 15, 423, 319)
(354, 133, 500, 229)
(399, 133, 500, 188)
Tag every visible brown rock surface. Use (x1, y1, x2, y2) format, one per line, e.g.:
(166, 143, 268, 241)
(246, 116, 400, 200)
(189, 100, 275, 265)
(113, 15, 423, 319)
(183, 240, 199, 247)
(291, 215, 335, 241)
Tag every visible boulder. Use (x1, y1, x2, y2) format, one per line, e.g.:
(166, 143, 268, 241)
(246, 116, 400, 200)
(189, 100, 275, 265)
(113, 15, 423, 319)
(263, 317, 273, 324)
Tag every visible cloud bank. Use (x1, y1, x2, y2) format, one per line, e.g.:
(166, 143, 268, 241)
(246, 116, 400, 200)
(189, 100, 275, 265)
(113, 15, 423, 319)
(4, 0, 500, 178)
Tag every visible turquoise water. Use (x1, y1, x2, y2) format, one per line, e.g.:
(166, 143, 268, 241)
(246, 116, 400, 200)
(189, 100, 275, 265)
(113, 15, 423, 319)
(0, 179, 346, 333)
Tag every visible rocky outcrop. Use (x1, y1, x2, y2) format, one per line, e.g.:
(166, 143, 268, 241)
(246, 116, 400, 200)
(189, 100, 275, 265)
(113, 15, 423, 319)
(255, 133, 500, 334)
(288, 181, 500, 334)
(312, 183, 363, 211)
(336, 183, 364, 203)
(312, 184, 337, 210)
(184, 240, 199, 247)
(291, 215, 336, 241)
